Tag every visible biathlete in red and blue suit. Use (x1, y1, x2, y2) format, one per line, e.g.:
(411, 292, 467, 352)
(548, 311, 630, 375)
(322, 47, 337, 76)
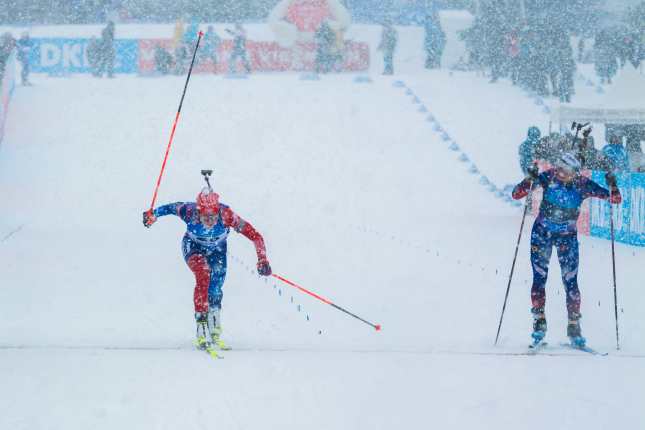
(143, 187, 271, 350)
(512, 153, 621, 346)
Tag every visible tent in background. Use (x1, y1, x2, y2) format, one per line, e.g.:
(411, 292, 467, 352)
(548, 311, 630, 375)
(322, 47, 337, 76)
(551, 62, 645, 125)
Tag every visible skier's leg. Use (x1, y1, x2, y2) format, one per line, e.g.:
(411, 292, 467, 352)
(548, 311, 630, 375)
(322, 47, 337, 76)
(530, 222, 553, 339)
(556, 232, 580, 313)
(555, 232, 585, 345)
(187, 253, 211, 314)
(530, 223, 552, 309)
(204, 249, 227, 340)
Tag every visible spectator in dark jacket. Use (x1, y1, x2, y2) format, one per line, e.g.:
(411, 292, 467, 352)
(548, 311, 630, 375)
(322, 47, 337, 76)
(314, 20, 335, 73)
(16, 32, 31, 85)
(602, 136, 630, 172)
(423, 14, 445, 69)
(227, 23, 251, 74)
(154, 46, 173, 75)
(87, 36, 102, 77)
(558, 47, 576, 102)
(519, 126, 541, 176)
(0, 32, 16, 84)
(594, 30, 617, 84)
(100, 21, 115, 78)
(378, 19, 397, 75)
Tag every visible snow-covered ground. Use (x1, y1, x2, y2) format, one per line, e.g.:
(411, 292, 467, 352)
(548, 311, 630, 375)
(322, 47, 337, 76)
(1, 24, 644, 430)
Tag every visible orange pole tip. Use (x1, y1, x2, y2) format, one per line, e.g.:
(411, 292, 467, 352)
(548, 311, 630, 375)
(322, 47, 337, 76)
(375, 325, 381, 331)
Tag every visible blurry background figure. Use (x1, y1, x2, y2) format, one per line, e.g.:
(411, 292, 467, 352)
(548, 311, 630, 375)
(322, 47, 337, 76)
(314, 19, 335, 73)
(98, 21, 115, 78)
(423, 14, 445, 69)
(153, 46, 173, 75)
(201, 26, 222, 73)
(172, 18, 186, 74)
(558, 46, 576, 103)
(87, 36, 102, 77)
(602, 135, 630, 172)
(178, 17, 199, 72)
(227, 23, 251, 74)
(519, 126, 540, 178)
(378, 18, 397, 75)
(594, 30, 617, 84)
(330, 22, 345, 72)
(16, 32, 32, 85)
(0, 32, 15, 83)
(506, 24, 520, 84)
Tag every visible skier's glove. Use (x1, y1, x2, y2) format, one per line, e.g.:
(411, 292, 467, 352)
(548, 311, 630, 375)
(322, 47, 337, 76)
(526, 165, 539, 182)
(257, 258, 272, 276)
(143, 210, 156, 228)
(605, 172, 618, 189)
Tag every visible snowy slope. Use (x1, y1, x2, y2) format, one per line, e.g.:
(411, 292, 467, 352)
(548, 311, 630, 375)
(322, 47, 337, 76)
(1, 34, 644, 429)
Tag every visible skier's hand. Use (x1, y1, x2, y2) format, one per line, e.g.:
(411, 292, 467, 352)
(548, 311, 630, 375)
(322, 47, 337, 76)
(257, 258, 272, 276)
(143, 210, 156, 228)
(526, 164, 539, 182)
(605, 172, 617, 189)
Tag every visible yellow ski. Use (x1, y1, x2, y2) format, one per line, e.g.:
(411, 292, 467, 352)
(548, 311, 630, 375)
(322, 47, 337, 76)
(194, 337, 223, 359)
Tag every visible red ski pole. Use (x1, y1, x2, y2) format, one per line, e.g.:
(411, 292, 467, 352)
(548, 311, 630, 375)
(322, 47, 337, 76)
(272, 274, 381, 331)
(147, 31, 204, 218)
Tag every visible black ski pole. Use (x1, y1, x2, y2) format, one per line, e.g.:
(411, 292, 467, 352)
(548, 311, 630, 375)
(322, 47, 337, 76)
(148, 31, 204, 216)
(609, 189, 620, 350)
(495, 181, 535, 345)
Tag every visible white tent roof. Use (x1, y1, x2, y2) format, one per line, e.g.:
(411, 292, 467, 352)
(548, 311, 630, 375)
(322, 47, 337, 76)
(551, 62, 645, 124)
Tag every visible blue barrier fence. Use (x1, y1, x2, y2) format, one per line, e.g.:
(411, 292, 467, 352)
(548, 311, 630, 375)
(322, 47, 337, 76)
(590, 171, 645, 246)
(30, 38, 138, 74)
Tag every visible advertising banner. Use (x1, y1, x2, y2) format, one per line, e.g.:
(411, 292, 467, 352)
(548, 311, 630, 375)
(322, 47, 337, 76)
(29, 38, 138, 74)
(590, 171, 630, 244)
(630, 173, 645, 246)
(138, 40, 369, 73)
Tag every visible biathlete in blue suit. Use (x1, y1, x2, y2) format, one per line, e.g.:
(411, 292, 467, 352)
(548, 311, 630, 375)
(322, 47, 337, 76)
(143, 187, 272, 350)
(512, 153, 621, 346)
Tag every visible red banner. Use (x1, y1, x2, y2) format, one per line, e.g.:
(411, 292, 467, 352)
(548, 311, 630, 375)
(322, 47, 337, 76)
(138, 40, 369, 73)
(530, 161, 590, 235)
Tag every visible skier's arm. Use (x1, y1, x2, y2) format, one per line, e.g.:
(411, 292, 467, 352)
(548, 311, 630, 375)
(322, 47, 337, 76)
(220, 207, 267, 259)
(154, 202, 187, 219)
(512, 171, 549, 199)
(583, 177, 622, 204)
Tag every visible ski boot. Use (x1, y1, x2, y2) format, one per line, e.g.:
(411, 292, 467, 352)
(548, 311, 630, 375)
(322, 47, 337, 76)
(567, 312, 586, 347)
(194, 312, 222, 357)
(208, 308, 230, 350)
(195, 312, 211, 350)
(531, 307, 547, 341)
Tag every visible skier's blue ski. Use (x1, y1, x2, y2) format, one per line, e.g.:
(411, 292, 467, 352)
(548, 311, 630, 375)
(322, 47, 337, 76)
(558, 342, 608, 356)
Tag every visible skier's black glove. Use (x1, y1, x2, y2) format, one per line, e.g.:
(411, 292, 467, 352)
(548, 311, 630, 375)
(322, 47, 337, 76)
(143, 210, 156, 228)
(605, 172, 617, 188)
(257, 258, 272, 276)
(526, 165, 539, 182)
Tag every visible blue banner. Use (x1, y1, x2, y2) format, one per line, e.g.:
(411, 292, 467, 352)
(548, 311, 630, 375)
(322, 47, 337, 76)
(590, 171, 630, 244)
(29, 38, 138, 74)
(630, 173, 645, 247)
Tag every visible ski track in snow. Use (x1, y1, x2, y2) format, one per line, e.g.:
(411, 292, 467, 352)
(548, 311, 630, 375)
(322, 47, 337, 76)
(1, 27, 644, 428)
